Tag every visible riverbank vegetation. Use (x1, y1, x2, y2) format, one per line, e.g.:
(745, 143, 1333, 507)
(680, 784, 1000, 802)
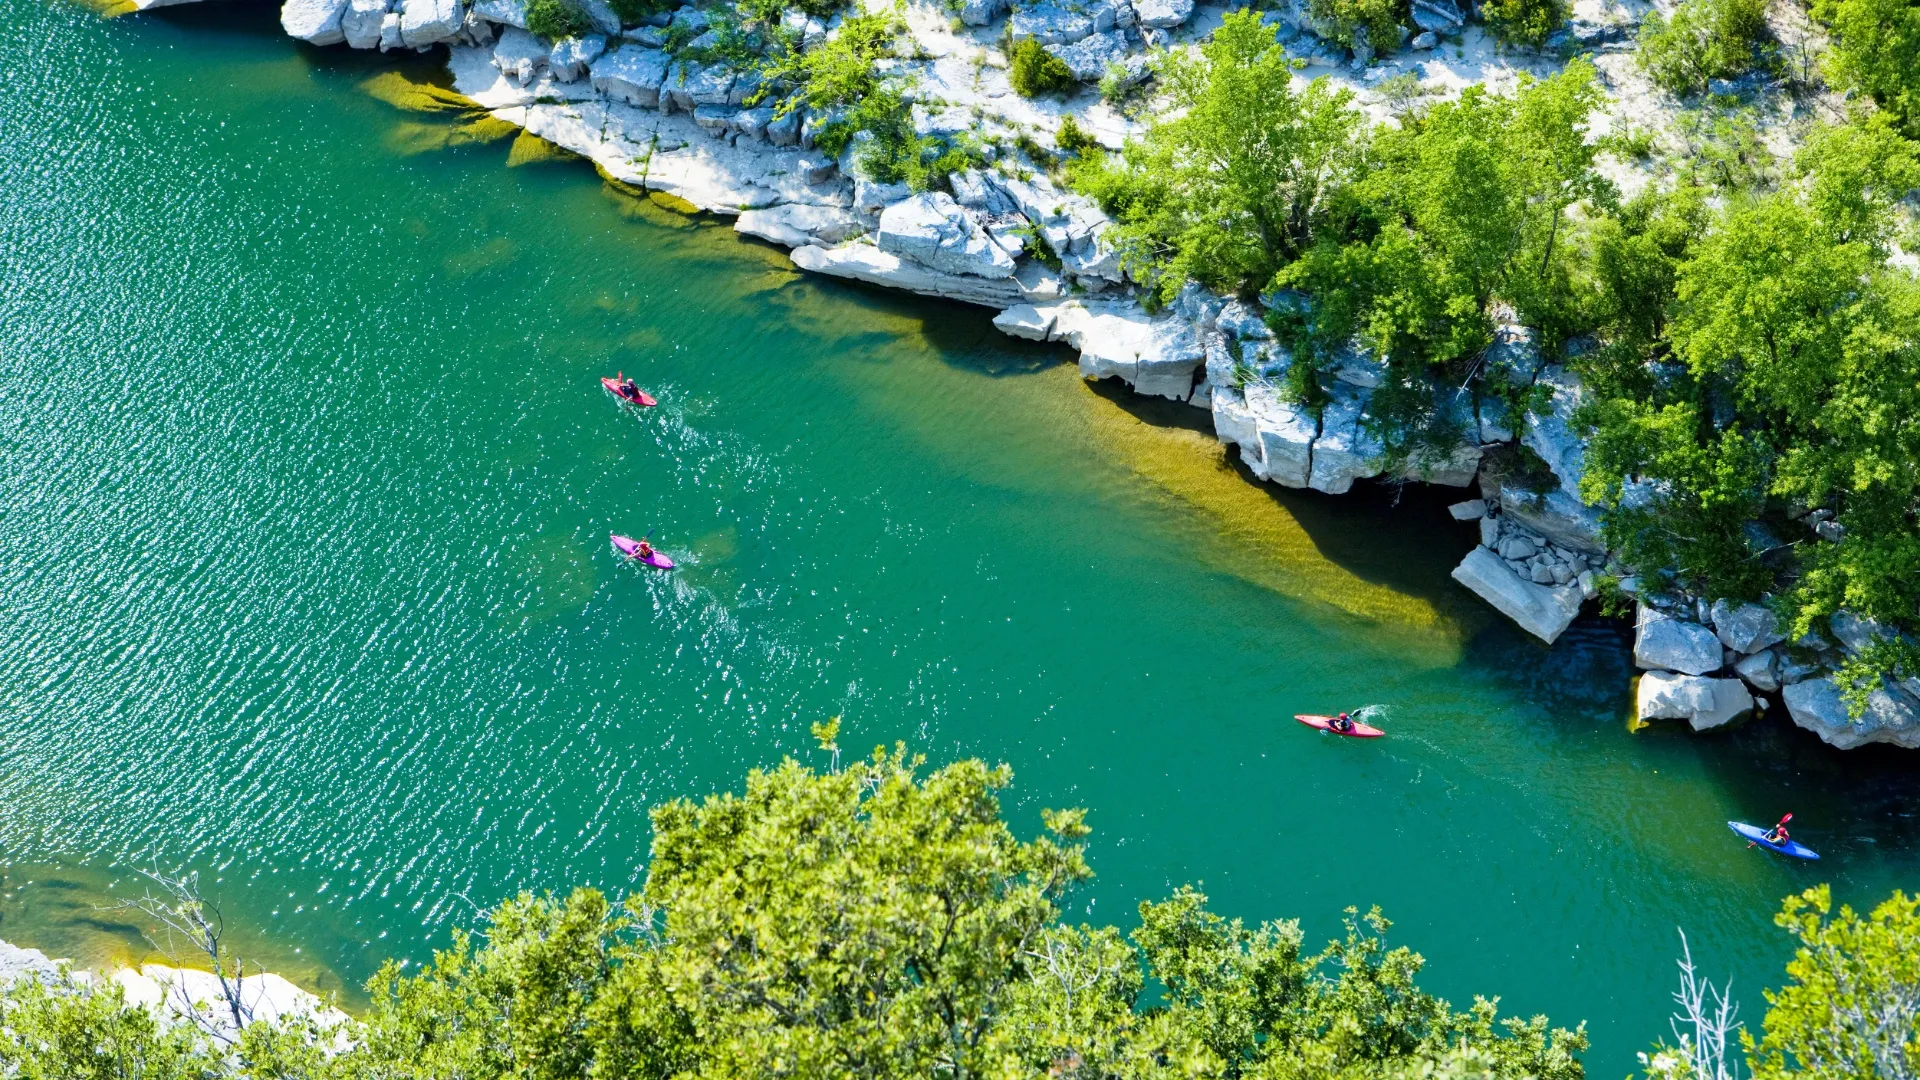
(0, 748, 1914, 1078)
(1070, 7, 1920, 697)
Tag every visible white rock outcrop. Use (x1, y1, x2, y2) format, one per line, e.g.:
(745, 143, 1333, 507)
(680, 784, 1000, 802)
(1037, 300, 1205, 400)
(1710, 599, 1785, 654)
(735, 203, 863, 247)
(399, 0, 464, 46)
(1634, 605, 1723, 674)
(282, 0, 349, 44)
(342, 0, 390, 47)
(590, 45, 669, 106)
(1638, 671, 1754, 730)
(1451, 546, 1583, 644)
(791, 244, 1025, 308)
(877, 193, 1016, 279)
(1132, 0, 1195, 27)
(1733, 648, 1781, 692)
(1783, 676, 1920, 749)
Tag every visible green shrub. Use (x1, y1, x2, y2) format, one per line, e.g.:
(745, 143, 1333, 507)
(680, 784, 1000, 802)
(1636, 0, 1772, 95)
(1813, 0, 1920, 134)
(1055, 114, 1097, 155)
(1304, 0, 1405, 50)
(1008, 37, 1076, 97)
(1482, 0, 1568, 46)
(606, 0, 673, 25)
(526, 0, 593, 39)
(753, 11, 899, 118)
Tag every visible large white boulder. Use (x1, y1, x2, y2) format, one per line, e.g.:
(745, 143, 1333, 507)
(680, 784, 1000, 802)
(399, 0, 465, 45)
(876, 193, 1016, 279)
(590, 44, 669, 106)
(548, 34, 606, 80)
(960, 0, 1009, 23)
(1008, 0, 1132, 43)
(469, 0, 526, 24)
(1052, 32, 1145, 84)
(664, 61, 735, 111)
(1132, 0, 1194, 27)
(1634, 605, 1724, 674)
(1733, 648, 1780, 692)
(993, 304, 1055, 341)
(1709, 599, 1785, 654)
(1041, 300, 1205, 400)
(790, 244, 1025, 308)
(342, 0, 390, 47)
(492, 25, 546, 80)
(282, 0, 349, 43)
(1451, 547, 1584, 644)
(1784, 676, 1920, 749)
(1638, 671, 1754, 731)
(735, 204, 863, 248)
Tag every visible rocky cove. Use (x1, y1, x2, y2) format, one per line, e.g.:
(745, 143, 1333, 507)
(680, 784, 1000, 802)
(114, 0, 1919, 751)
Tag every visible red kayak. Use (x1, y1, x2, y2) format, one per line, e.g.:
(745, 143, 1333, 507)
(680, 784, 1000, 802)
(601, 377, 656, 407)
(1295, 714, 1385, 738)
(611, 533, 674, 569)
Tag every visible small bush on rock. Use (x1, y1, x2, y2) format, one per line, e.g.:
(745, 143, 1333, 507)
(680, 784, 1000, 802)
(1482, 0, 1569, 47)
(526, 0, 593, 39)
(1304, 0, 1406, 52)
(607, 0, 673, 25)
(1009, 38, 1077, 97)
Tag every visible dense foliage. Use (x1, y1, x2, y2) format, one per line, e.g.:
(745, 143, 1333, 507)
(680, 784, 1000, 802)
(525, 0, 594, 40)
(1480, 0, 1569, 48)
(1636, 0, 1773, 96)
(1072, 7, 1920, 683)
(1577, 114, 1920, 648)
(1304, 0, 1406, 52)
(0, 749, 1588, 1080)
(1009, 37, 1077, 98)
(1812, 0, 1920, 136)
(1750, 886, 1920, 1080)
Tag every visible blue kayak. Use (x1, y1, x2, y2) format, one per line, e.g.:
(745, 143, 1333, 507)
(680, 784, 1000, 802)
(1728, 821, 1819, 860)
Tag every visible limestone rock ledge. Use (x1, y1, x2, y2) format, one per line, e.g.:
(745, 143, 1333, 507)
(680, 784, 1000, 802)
(1450, 547, 1583, 645)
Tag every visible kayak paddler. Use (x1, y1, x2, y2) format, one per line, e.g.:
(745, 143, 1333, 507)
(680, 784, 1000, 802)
(1763, 815, 1791, 845)
(1330, 712, 1355, 733)
(1751, 812, 1794, 848)
(617, 372, 639, 399)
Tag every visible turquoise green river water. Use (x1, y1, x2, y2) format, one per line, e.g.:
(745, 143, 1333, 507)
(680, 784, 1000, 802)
(3, 0, 1917, 1068)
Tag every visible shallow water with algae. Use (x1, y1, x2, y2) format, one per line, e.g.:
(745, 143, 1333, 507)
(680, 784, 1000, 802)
(3, 1, 1918, 1067)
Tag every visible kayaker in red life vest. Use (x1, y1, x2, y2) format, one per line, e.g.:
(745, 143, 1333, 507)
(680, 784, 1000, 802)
(636, 539, 655, 560)
(1764, 819, 1790, 845)
(1331, 712, 1355, 733)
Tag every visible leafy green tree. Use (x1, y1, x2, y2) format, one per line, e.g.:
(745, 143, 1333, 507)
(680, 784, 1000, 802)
(1812, 0, 1920, 135)
(1636, 0, 1772, 96)
(1749, 887, 1920, 1080)
(1274, 60, 1603, 454)
(1071, 8, 1362, 302)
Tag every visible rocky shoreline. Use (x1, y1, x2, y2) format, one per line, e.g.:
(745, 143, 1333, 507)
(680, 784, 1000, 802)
(0, 938, 345, 1038)
(127, 0, 1920, 749)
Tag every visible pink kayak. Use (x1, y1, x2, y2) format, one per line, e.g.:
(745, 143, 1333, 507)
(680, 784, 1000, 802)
(601, 377, 657, 407)
(1295, 714, 1385, 738)
(611, 533, 674, 569)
